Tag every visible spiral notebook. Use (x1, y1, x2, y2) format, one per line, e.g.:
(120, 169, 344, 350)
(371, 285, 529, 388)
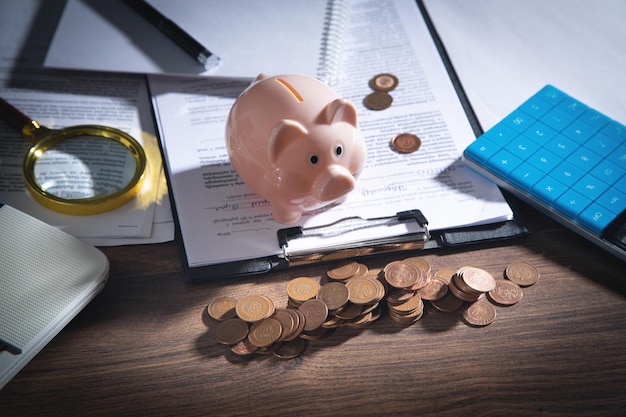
(44, 0, 351, 81)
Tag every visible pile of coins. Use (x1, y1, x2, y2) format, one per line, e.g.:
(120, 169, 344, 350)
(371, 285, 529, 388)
(206, 258, 540, 359)
(364, 73, 398, 111)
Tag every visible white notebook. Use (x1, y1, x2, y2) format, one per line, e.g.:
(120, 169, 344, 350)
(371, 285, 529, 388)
(0, 205, 109, 390)
(44, 0, 351, 81)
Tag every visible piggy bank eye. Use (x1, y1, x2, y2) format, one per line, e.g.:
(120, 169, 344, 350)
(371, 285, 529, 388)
(309, 155, 319, 165)
(335, 145, 343, 157)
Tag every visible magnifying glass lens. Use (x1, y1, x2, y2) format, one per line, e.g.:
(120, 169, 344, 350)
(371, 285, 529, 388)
(33, 136, 137, 199)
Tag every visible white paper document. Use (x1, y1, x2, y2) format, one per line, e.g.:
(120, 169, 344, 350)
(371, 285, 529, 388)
(149, 0, 514, 268)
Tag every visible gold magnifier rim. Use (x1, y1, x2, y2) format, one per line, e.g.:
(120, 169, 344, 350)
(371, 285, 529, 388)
(22, 124, 147, 215)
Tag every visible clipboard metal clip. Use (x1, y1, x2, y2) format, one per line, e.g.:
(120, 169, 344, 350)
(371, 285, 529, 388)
(277, 210, 430, 267)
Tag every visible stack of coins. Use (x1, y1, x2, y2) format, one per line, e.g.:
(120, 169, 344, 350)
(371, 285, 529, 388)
(205, 258, 540, 360)
(364, 73, 398, 111)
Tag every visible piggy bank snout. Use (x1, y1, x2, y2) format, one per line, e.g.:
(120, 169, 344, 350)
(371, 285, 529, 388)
(312, 165, 357, 203)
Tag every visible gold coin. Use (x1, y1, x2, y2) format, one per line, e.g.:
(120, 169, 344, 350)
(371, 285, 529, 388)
(235, 294, 275, 322)
(391, 133, 421, 154)
(248, 317, 283, 347)
(327, 261, 360, 280)
(384, 261, 420, 288)
(273, 337, 306, 360)
(488, 279, 524, 306)
(505, 262, 540, 286)
(388, 293, 423, 314)
(207, 296, 238, 321)
(369, 73, 399, 92)
(298, 299, 329, 331)
(286, 277, 321, 303)
(364, 91, 393, 110)
(316, 281, 349, 311)
(462, 300, 496, 327)
(215, 318, 249, 345)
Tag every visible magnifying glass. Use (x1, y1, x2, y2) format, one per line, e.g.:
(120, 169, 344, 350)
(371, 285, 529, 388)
(0, 97, 147, 215)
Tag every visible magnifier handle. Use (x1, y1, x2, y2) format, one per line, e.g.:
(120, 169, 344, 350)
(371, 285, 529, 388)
(0, 96, 38, 137)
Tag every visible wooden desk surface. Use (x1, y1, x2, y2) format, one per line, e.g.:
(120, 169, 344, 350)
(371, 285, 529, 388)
(1, 202, 625, 417)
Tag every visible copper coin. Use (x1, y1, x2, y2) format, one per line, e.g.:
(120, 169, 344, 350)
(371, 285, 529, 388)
(417, 278, 448, 301)
(457, 266, 496, 293)
(370, 73, 399, 92)
(248, 317, 283, 347)
(215, 318, 249, 345)
(273, 337, 306, 360)
(298, 299, 329, 331)
(229, 338, 259, 356)
(488, 279, 524, 306)
(207, 296, 238, 321)
(327, 261, 360, 280)
(316, 281, 349, 311)
(384, 261, 420, 288)
(272, 309, 297, 341)
(462, 300, 496, 326)
(429, 291, 463, 313)
(505, 262, 540, 286)
(364, 91, 393, 110)
(391, 133, 421, 153)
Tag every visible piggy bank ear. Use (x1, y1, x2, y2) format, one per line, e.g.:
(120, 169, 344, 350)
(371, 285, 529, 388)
(269, 119, 308, 164)
(321, 98, 358, 127)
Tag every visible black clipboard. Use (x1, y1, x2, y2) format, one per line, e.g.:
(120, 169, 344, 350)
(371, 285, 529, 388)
(159, 0, 528, 283)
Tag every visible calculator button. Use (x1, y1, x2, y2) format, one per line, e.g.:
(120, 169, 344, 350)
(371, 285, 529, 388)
(572, 174, 608, 200)
(523, 121, 558, 144)
(487, 149, 523, 175)
(601, 120, 626, 142)
(542, 108, 574, 131)
(608, 144, 626, 166)
(596, 188, 626, 216)
(519, 96, 552, 118)
(484, 123, 518, 144)
(585, 132, 620, 156)
(531, 176, 567, 203)
(502, 110, 535, 133)
(509, 164, 544, 189)
(555, 189, 592, 219)
(562, 119, 598, 144)
(536, 85, 566, 104)
(464, 137, 501, 163)
(506, 136, 541, 160)
(543, 135, 578, 159)
(557, 98, 588, 119)
(552, 160, 585, 187)
(528, 149, 561, 173)
(567, 147, 602, 172)
(579, 108, 610, 130)
(590, 159, 622, 185)
(577, 203, 616, 234)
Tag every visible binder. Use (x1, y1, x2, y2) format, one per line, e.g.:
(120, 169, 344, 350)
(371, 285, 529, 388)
(153, 0, 527, 283)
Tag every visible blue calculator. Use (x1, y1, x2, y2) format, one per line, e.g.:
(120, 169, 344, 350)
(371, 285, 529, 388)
(464, 85, 626, 262)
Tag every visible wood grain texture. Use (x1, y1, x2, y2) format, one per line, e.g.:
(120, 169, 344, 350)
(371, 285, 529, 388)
(1, 203, 625, 416)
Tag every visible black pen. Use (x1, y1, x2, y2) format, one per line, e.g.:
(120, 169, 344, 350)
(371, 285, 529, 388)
(122, 0, 221, 71)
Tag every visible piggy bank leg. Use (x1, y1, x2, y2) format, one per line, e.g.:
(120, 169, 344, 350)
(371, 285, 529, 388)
(272, 205, 303, 225)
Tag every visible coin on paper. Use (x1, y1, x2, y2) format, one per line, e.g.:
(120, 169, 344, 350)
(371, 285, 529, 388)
(391, 133, 421, 153)
(364, 91, 393, 110)
(369, 73, 399, 92)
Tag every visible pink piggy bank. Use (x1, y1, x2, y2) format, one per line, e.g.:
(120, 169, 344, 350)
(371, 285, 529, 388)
(226, 74, 367, 224)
